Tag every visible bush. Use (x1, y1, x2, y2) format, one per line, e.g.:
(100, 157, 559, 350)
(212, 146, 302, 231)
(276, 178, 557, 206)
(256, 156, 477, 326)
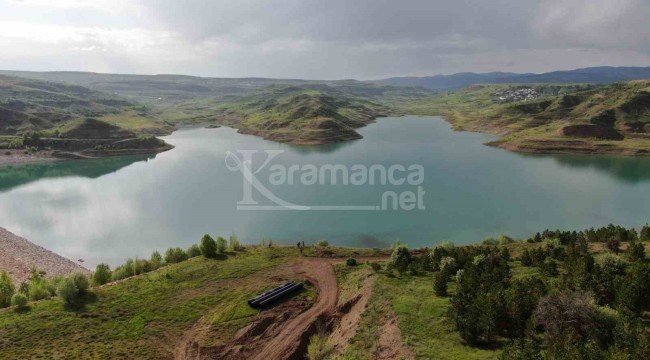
(216, 236, 228, 254)
(640, 224, 650, 241)
(369, 262, 382, 272)
(229, 233, 242, 251)
(626, 241, 645, 262)
(28, 283, 50, 301)
(11, 293, 28, 309)
(72, 273, 90, 294)
(165, 247, 188, 263)
(92, 263, 112, 286)
(0, 271, 15, 308)
(198, 234, 217, 258)
(390, 245, 412, 275)
(317, 239, 329, 247)
(433, 271, 448, 297)
(306, 332, 334, 360)
(186, 244, 201, 258)
(57, 278, 78, 305)
(499, 234, 515, 245)
(150, 251, 163, 269)
(482, 237, 499, 246)
(346, 258, 357, 266)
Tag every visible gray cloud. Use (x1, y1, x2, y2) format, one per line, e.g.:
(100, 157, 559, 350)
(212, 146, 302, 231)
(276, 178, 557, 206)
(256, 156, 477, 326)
(0, 0, 648, 78)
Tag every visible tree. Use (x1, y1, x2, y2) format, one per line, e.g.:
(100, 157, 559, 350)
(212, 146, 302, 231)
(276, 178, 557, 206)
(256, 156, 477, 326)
(607, 237, 621, 254)
(72, 273, 89, 294)
(186, 244, 201, 258)
(520, 249, 533, 267)
(346, 258, 357, 266)
(57, 278, 78, 306)
(317, 239, 329, 247)
(11, 293, 28, 310)
(499, 338, 542, 360)
(0, 271, 15, 308)
(165, 247, 188, 263)
(616, 263, 650, 315)
(390, 245, 412, 275)
(92, 264, 112, 286)
(433, 271, 448, 297)
(150, 251, 163, 269)
(216, 236, 228, 253)
(626, 241, 645, 262)
(640, 224, 650, 241)
(200, 234, 217, 258)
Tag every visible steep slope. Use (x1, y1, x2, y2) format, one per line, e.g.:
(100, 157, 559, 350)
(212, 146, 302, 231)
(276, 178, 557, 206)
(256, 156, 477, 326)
(404, 81, 650, 155)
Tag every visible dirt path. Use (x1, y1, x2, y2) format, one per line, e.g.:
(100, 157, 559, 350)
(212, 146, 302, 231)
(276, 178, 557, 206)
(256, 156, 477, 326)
(250, 258, 339, 360)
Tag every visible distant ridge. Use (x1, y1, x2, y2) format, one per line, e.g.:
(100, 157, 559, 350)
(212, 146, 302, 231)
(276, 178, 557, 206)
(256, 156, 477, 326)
(380, 66, 650, 90)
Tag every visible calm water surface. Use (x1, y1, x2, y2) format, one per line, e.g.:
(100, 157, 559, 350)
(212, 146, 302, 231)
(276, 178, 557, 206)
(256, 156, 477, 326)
(1, 116, 650, 267)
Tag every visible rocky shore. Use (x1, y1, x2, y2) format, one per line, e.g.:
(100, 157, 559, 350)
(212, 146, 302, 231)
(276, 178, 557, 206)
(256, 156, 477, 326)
(0, 227, 90, 283)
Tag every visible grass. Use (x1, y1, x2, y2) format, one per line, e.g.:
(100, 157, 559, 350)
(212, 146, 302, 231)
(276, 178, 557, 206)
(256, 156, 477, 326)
(0, 248, 298, 359)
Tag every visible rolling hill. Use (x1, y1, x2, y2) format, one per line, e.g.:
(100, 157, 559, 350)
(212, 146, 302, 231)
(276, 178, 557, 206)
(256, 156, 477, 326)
(404, 81, 650, 155)
(165, 84, 401, 144)
(381, 66, 650, 91)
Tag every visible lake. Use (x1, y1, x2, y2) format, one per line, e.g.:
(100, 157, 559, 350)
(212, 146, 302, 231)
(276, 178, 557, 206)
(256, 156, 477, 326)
(2, 115, 650, 267)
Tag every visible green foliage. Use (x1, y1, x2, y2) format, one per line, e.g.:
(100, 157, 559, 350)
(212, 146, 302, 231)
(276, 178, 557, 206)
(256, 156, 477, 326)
(92, 263, 112, 286)
(200, 234, 217, 258)
(616, 263, 650, 315)
(345, 258, 357, 267)
(369, 262, 382, 272)
(433, 271, 448, 297)
(390, 245, 412, 275)
(640, 224, 650, 241)
(216, 236, 228, 254)
(72, 273, 90, 294)
(150, 250, 163, 269)
(307, 331, 335, 360)
(186, 244, 201, 258)
(11, 293, 28, 310)
(28, 283, 50, 301)
(164, 247, 188, 264)
(56, 278, 79, 306)
(229, 233, 242, 251)
(499, 338, 542, 360)
(626, 241, 645, 262)
(482, 237, 498, 246)
(0, 271, 15, 308)
(317, 239, 329, 247)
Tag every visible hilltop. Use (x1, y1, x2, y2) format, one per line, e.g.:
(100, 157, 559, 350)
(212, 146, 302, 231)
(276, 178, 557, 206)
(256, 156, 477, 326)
(163, 84, 407, 145)
(405, 81, 650, 155)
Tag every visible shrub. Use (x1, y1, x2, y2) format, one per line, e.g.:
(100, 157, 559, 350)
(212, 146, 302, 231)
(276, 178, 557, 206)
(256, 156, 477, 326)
(92, 263, 112, 286)
(186, 244, 201, 258)
(28, 283, 50, 301)
(11, 293, 28, 309)
(482, 237, 499, 246)
(216, 236, 228, 253)
(626, 241, 645, 262)
(165, 247, 188, 263)
(0, 271, 15, 308)
(306, 332, 334, 360)
(499, 234, 515, 245)
(57, 278, 78, 305)
(640, 224, 650, 241)
(433, 271, 448, 297)
(200, 234, 217, 258)
(317, 239, 329, 247)
(369, 262, 382, 272)
(150, 251, 163, 269)
(346, 258, 357, 266)
(229, 233, 242, 251)
(390, 245, 412, 275)
(72, 273, 90, 294)
(18, 282, 29, 296)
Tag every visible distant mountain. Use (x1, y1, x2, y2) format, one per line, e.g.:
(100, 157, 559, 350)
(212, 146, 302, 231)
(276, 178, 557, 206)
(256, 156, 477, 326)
(0, 70, 433, 105)
(381, 66, 650, 91)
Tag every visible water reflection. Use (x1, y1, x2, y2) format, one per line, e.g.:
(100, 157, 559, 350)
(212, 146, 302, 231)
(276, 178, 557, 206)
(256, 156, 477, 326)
(0, 155, 157, 193)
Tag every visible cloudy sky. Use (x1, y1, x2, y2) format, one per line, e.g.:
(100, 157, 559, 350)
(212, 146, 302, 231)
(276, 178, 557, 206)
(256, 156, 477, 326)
(0, 0, 649, 79)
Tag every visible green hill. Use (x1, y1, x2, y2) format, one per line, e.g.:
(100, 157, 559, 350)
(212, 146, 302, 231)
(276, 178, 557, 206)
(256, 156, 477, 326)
(0, 75, 172, 136)
(166, 84, 403, 144)
(405, 81, 650, 155)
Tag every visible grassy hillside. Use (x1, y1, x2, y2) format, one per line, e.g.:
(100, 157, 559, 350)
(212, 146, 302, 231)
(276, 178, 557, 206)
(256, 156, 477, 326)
(0, 75, 172, 136)
(404, 81, 650, 155)
(163, 84, 407, 144)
